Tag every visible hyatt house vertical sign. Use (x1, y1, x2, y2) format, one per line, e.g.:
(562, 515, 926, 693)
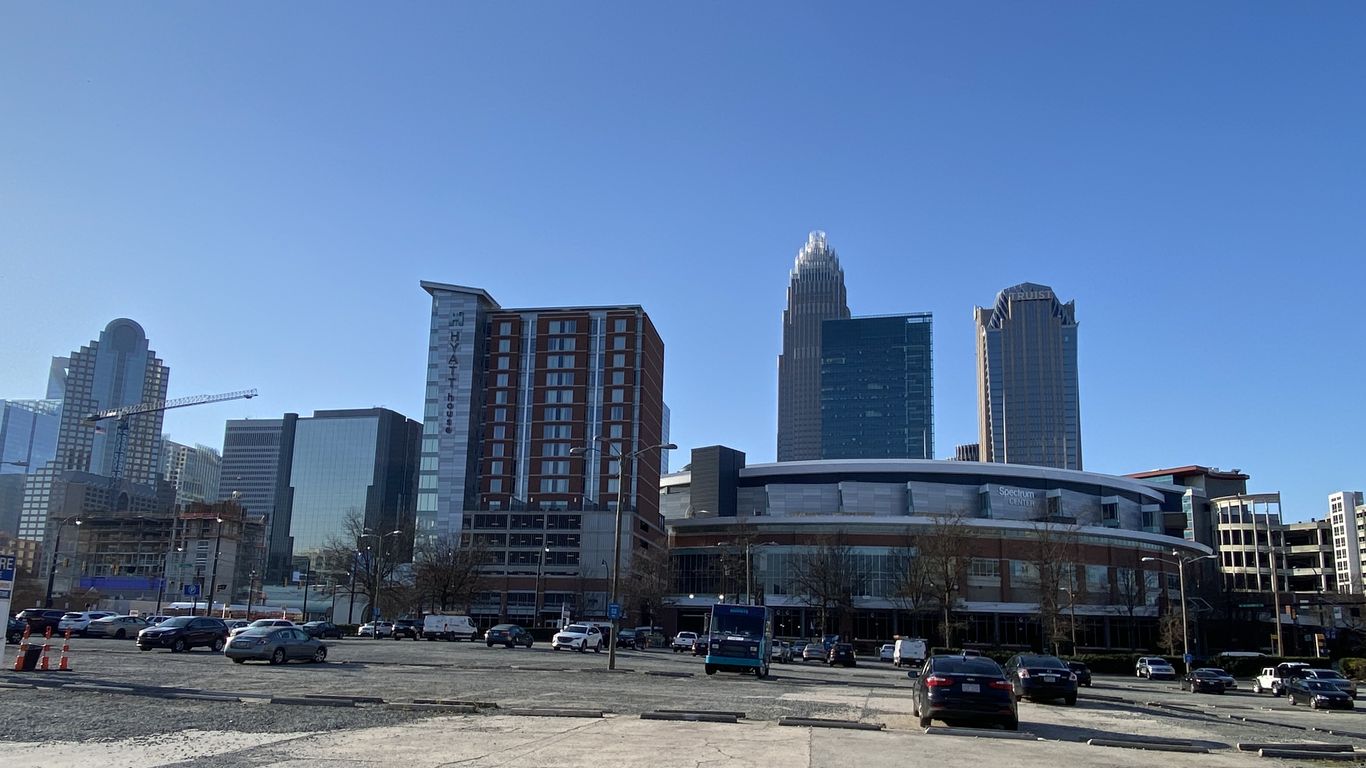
(425, 286, 485, 540)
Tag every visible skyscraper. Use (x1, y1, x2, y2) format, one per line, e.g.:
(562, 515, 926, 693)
(160, 438, 222, 508)
(974, 283, 1082, 470)
(19, 319, 170, 545)
(219, 416, 298, 583)
(777, 231, 850, 462)
(819, 313, 934, 460)
(420, 281, 667, 626)
(1329, 491, 1366, 594)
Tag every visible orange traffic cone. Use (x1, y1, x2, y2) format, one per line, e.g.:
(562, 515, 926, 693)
(57, 628, 73, 671)
(10, 625, 31, 671)
(37, 627, 52, 671)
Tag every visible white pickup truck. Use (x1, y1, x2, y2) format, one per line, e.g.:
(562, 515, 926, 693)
(672, 631, 698, 653)
(1252, 662, 1311, 696)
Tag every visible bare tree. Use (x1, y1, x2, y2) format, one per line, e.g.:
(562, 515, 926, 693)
(620, 548, 672, 627)
(1158, 610, 1183, 656)
(1116, 566, 1143, 650)
(915, 516, 976, 648)
(790, 533, 863, 639)
(1028, 522, 1080, 654)
(315, 511, 414, 621)
(412, 534, 492, 614)
(888, 537, 930, 635)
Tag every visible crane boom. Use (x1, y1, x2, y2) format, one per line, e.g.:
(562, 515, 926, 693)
(84, 388, 258, 424)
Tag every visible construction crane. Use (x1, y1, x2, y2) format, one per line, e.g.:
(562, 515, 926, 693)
(84, 388, 258, 481)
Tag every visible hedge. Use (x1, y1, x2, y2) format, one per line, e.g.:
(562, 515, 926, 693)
(1339, 658, 1366, 680)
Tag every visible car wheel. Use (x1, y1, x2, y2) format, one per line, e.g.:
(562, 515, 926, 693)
(114, 629, 126, 639)
(704, 664, 716, 676)
(487, 641, 494, 648)
(1253, 682, 1262, 693)
(172, 639, 187, 653)
(312, 647, 327, 663)
(269, 648, 286, 665)
(139, 645, 151, 651)
(1064, 694, 1077, 706)
(1002, 717, 1019, 731)
(594, 642, 601, 653)
(919, 713, 932, 728)
(1289, 695, 1297, 706)
(232, 657, 246, 664)
(527, 640, 534, 648)
(211, 638, 224, 653)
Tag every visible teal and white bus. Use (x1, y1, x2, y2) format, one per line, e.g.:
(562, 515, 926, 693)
(703, 603, 772, 678)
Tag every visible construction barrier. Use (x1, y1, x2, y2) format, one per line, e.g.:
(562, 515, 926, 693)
(10, 624, 31, 671)
(57, 628, 73, 671)
(38, 627, 52, 671)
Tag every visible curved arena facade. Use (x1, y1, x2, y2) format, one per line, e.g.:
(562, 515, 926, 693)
(657, 454, 1211, 652)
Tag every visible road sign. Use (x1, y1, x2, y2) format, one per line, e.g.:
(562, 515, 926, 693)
(1238, 602, 1263, 608)
(607, 602, 621, 620)
(183, 583, 201, 596)
(0, 553, 15, 583)
(1183, 653, 1193, 664)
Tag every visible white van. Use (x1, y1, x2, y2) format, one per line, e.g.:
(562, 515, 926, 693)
(422, 614, 477, 641)
(893, 638, 927, 668)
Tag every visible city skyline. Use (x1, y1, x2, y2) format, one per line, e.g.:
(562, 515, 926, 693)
(2, 4, 1362, 522)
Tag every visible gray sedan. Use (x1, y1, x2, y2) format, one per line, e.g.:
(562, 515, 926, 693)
(225, 627, 328, 664)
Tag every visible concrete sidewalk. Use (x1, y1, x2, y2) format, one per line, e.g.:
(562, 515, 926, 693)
(7, 714, 1272, 767)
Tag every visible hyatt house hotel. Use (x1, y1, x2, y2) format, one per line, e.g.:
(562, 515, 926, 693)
(419, 282, 667, 627)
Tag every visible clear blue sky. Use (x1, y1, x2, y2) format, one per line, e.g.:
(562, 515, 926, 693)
(2, 3, 1362, 520)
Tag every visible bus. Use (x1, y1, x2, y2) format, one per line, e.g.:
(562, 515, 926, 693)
(703, 603, 772, 678)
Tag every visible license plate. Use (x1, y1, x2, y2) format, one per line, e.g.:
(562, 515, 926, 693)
(1043, 675, 1056, 683)
(962, 683, 980, 693)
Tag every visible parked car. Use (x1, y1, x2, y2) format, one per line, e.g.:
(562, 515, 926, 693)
(358, 621, 394, 638)
(137, 616, 229, 652)
(1003, 654, 1078, 704)
(225, 620, 251, 634)
(15, 608, 66, 635)
(143, 615, 172, 626)
(422, 614, 477, 641)
(912, 654, 1018, 731)
(692, 636, 708, 656)
(1195, 667, 1236, 690)
(1135, 656, 1177, 680)
(828, 642, 857, 667)
(879, 643, 895, 662)
(1287, 677, 1355, 709)
(1253, 662, 1312, 696)
(231, 619, 294, 638)
(771, 640, 793, 664)
(225, 626, 328, 665)
(301, 621, 344, 639)
(1066, 661, 1092, 687)
(801, 643, 826, 662)
(484, 623, 534, 648)
(552, 623, 603, 652)
(792, 641, 808, 657)
(57, 611, 116, 636)
(894, 638, 929, 668)
(1182, 668, 1226, 694)
(615, 628, 639, 649)
(387, 618, 419, 640)
(672, 631, 698, 653)
(87, 615, 148, 639)
(1298, 669, 1358, 698)
(7, 616, 26, 643)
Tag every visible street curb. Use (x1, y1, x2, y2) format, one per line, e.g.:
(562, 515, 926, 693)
(414, 698, 498, 708)
(779, 717, 884, 731)
(62, 683, 134, 693)
(504, 708, 605, 718)
(386, 703, 477, 713)
(168, 693, 243, 702)
(1087, 739, 1209, 753)
(654, 709, 746, 718)
(644, 671, 694, 678)
(923, 726, 1035, 740)
(270, 696, 354, 707)
(1093, 735, 1196, 747)
(641, 712, 738, 724)
(303, 694, 385, 704)
(1257, 749, 1366, 761)
(0, 682, 36, 689)
(1238, 743, 1353, 752)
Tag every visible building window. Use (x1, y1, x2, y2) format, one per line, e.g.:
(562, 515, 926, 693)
(545, 373, 575, 386)
(543, 443, 570, 456)
(609, 406, 624, 420)
(545, 389, 574, 404)
(497, 356, 511, 369)
(489, 460, 504, 475)
(494, 391, 509, 405)
(611, 389, 625, 403)
(612, 353, 626, 367)
(608, 424, 623, 438)
(495, 373, 510, 387)
(612, 336, 627, 350)
(538, 478, 569, 493)
(611, 371, 625, 385)
(547, 337, 576, 351)
(498, 339, 511, 353)
(489, 479, 504, 492)
(541, 460, 569, 475)
(548, 320, 577, 334)
(543, 425, 572, 439)
(493, 408, 508, 421)
(543, 407, 572, 421)
(492, 426, 506, 439)
(613, 318, 627, 332)
(499, 321, 512, 335)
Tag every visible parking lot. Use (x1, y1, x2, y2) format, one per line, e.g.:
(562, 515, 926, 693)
(4, 637, 1366, 766)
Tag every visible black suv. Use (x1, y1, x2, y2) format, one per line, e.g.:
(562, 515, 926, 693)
(302, 621, 343, 639)
(484, 623, 533, 648)
(137, 616, 229, 652)
(7, 616, 26, 643)
(392, 618, 422, 640)
(16, 608, 66, 635)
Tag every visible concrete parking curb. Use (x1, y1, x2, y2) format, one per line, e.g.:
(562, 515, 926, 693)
(641, 712, 739, 724)
(1312, 728, 1366, 740)
(1238, 743, 1353, 752)
(62, 683, 134, 693)
(504, 708, 605, 718)
(923, 726, 1035, 740)
(1094, 735, 1196, 747)
(1087, 739, 1209, 753)
(270, 696, 354, 707)
(654, 709, 746, 718)
(1256, 749, 1366, 761)
(303, 694, 385, 704)
(414, 698, 498, 708)
(0, 682, 37, 689)
(386, 703, 477, 713)
(644, 671, 694, 678)
(779, 718, 884, 731)
(167, 693, 242, 702)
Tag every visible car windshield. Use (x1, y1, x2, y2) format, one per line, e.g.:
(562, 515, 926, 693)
(1194, 670, 1220, 678)
(1311, 670, 1345, 679)
(934, 657, 1004, 675)
(1305, 681, 1335, 691)
(1196, 668, 1226, 675)
(238, 628, 281, 637)
(1068, 662, 1088, 670)
(62, 612, 83, 619)
(565, 625, 589, 633)
(1020, 655, 1067, 669)
(490, 624, 513, 630)
(711, 608, 764, 638)
(160, 617, 194, 628)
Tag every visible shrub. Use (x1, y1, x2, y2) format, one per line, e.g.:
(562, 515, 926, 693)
(1337, 658, 1366, 680)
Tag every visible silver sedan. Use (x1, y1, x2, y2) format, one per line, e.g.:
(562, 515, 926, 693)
(224, 627, 328, 664)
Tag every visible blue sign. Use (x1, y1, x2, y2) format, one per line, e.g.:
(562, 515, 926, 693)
(373, 607, 380, 619)
(0, 553, 15, 583)
(183, 583, 201, 596)
(1183, 653, 1193, 664)
(607, 602, 621, 620)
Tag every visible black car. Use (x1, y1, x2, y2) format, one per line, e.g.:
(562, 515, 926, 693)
(913, 654, 1018, 731)
(615, 628, 638, 649)
(1182, 668, 1226, 694)
(828, 642, 857, 667)
(137, 616, 229, 652)
(484, 623, 533, 648)
(692, 636, 708, 656)
(1003, 654, 1078, 704)
(7, 616, 26, 643)
(302, 621, 344, 639)
(1287, 678, 1355, 709)
(392, 619, 421, 640)
(15, 608, 66, 635)
(1066, 661, 1092, 687)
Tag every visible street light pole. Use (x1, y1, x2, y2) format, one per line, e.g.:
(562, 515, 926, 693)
(1142, 552, 1216, 676)
(204, 516, 224, 617)
(43, 516, 82, 608)
(573, 439, 675, 671)
(535, 546, 551, 627)
(155, 512, 181, 614)
(361, 529, 403, 623)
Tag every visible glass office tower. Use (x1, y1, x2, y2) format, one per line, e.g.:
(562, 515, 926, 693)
(820, 314, 934, 460)
(777, 231, 850, 462)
